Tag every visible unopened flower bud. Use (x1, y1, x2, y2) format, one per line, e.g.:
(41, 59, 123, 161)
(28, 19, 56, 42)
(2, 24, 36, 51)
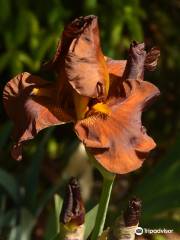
(109, 197, 142, 240)
(60, 177, 85, 240)
(123, 197, 141, 227)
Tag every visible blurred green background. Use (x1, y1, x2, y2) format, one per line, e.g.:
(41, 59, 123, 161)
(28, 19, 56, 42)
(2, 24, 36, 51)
(0, 0, 180, 239)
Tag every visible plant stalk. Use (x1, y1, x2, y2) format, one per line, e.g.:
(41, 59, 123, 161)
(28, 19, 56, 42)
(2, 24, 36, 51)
(91, 175, 115, 240)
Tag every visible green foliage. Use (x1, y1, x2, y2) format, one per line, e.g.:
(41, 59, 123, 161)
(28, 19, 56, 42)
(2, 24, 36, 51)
(0, 0, 180, 239)
(84, 205, 99, 239)
(133, 136, 180, 231)
(0, 126, 65, 239)
(24, 128, 55, 212)
(0, 169, 20, 204)
(153, 235, 167, 240)
(44, 194, 63, 240)
(54, 194, 63, 234)
(0, 122, 13, 148)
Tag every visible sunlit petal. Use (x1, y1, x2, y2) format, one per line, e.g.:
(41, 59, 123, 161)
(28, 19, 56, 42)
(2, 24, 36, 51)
(3, 72, 72, 160)
(45, 16, 109, 100)
(106, 58, 127, 77)
(75, 79, 160, 174)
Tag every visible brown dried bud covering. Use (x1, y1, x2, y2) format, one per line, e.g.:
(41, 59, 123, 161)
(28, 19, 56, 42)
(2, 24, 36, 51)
(123, 197, 142, 227)
(60, 177, 85, 227)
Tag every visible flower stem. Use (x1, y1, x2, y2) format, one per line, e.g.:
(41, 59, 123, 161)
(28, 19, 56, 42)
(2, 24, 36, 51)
(91, 175, 115, 240)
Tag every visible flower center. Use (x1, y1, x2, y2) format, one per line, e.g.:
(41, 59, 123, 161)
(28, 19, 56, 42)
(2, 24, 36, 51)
(91, 102, 111, 115)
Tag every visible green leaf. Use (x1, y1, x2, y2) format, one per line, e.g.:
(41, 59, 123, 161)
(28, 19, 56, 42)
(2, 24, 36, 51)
(0, 209, 16, 228)
(123, 5, 143, 41)
(0, 0, 11, 24)
(43, 193, 63, 240)
(13, 9, 29, 46)
(84, 205, 99, 240)
(33, 35, 55, 70)
(36, 180, 61, 217)
(84, 0, 97, 12)
(0, 168, 20, 204)
(28, 11, 40, 35)
(54, 194, 63, 233)
(8, 208, 35, 240)
(24, 128, 54, 212)
(50, 233, 60, 240)
(133, 136, 180, 227)
(0, 121, 13, 149)
(36, 179, 62, 217)
(0, 52, 11, 72)
(153, 235, 167, 240)
(18, 51, 34, 69)
(10, 54, 24, 75)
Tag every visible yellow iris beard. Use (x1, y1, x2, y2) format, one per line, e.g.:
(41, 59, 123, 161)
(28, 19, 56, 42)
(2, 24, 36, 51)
(31, 87, 52, 97)
(31, 87, 111, 119)
(31, 88, 40, 95)
(92, 102, 111, 115)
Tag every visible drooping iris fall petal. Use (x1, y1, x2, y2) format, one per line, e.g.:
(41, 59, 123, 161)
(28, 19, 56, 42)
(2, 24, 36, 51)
(3, 72, 71, 160)
(75, 80, 160, 174)
(75, 42, 160, 174)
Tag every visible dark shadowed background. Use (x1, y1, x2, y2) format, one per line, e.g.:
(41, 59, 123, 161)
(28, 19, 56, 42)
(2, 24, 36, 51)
(0, 0, 180, 239)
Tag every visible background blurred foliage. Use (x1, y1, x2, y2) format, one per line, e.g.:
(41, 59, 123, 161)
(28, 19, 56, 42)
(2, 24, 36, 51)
(0, 0, 180, 239)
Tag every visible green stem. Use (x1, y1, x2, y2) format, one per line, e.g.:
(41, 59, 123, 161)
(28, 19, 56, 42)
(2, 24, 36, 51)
(91, 175, 115, 240)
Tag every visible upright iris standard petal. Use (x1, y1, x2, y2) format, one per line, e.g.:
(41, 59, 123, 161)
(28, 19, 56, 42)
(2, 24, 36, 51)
(44, 15, 110, 119)
(105, 43, 160, 80)
(3, 72, 71, 160)
(107, 42, 160, 100)
(46, 15, 109, 100)
(123, 41, 146, 80)
(65, 16, 109, 99)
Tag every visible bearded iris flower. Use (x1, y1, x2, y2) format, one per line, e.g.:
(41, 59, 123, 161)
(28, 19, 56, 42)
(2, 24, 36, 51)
(3, 15, 160, 174)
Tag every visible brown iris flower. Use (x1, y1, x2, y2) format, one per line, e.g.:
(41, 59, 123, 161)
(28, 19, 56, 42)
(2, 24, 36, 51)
(3, 15, 160, 174)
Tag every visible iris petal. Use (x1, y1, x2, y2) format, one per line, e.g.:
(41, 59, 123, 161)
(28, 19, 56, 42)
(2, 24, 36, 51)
(3, 72, 72, 160)
(75, 80, 160, 174)
(45, 16, 109, 100)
